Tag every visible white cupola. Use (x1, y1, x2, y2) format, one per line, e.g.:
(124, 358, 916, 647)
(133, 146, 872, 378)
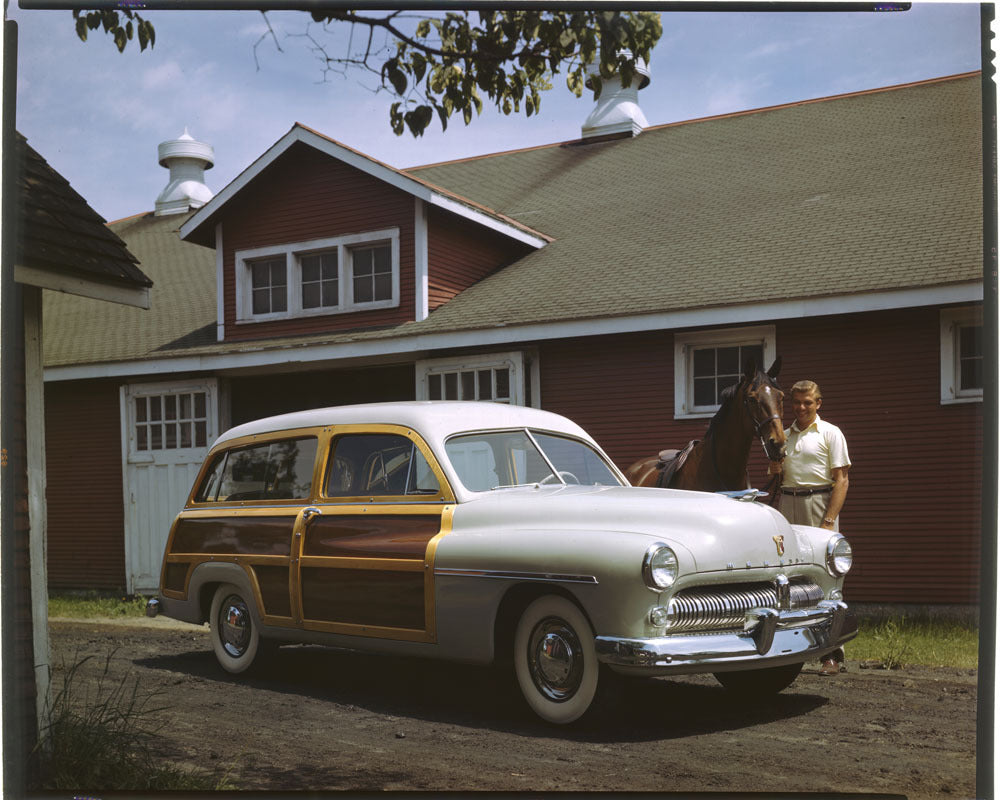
(154, 128, 214, 216)
(581, 54, 651, 140)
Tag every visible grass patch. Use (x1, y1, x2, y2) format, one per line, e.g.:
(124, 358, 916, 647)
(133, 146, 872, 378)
(48, 591, 148, 619)
(848, 616, 979, 669)
(33, 650, 239, 791)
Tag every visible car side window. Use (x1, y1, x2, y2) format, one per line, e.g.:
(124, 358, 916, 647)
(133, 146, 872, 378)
(194, 452, 227, 502)
(326, 433, 441, 498)
(203, 437, 318, 502)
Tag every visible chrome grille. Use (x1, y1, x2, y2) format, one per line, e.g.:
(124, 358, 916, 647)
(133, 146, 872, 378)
(667, 581, 824, 632)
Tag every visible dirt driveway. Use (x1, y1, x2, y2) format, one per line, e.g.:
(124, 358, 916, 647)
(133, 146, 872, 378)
(48, 618, 978, 797)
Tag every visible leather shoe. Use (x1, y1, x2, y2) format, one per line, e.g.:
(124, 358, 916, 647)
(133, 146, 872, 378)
(819, 658, 840, 675)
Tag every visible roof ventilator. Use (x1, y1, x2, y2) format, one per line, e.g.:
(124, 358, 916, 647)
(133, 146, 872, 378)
(581, 51, 651, 140)
(155, 128, 214, 216)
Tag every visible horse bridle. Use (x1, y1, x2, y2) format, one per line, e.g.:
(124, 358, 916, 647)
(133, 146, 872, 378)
(744, 391, 783, 459)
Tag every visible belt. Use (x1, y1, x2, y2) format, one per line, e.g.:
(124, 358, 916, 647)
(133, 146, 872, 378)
(781, 485, 833, 496)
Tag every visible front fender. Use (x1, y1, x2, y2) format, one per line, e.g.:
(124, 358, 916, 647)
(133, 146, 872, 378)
(433, 527, 674, 660)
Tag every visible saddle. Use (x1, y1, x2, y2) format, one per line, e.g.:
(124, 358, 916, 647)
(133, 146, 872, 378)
(655, 440, 700, 488)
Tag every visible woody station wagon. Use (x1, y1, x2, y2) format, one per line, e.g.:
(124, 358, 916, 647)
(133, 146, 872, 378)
(147, 401, 857, 723)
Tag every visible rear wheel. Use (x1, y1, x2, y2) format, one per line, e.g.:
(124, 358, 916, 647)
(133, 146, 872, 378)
(513, 595, 599, 724)
(210, 583, 261, 674)
(713, 662, 803, 695)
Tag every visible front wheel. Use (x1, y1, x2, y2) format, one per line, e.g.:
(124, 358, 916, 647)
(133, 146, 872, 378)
(513, 595, 599, 724)
(210, 583, 261, 674)
(713, 662, 803, 696)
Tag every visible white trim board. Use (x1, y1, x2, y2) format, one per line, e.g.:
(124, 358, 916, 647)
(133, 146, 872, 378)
(180, 125, 548, 250)
(44, 281, 983, 383)
(16, 264, 150, 309)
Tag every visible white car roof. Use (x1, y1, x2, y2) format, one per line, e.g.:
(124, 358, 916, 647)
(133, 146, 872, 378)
(213, 401, 592, 449)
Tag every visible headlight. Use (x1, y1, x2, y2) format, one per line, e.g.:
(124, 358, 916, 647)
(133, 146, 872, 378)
(826, 534, 853, 576)
(643, 543, 678, 590)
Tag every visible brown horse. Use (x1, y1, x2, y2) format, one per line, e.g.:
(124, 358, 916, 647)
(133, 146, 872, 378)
(624, 358, 786, 492)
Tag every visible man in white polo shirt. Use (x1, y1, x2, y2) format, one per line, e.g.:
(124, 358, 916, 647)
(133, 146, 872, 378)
(769, 379, 851, 675)
(774, 380, 851, 531)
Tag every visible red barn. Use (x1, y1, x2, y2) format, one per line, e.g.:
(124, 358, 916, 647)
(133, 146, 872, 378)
(42, 72, 985, 615)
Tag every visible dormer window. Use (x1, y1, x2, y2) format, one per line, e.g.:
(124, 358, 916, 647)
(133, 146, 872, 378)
(235, 228, 399, 323)
(300, 251, 338, 310)
(250, 257, 287, 315)
(351, 243, 392, 303)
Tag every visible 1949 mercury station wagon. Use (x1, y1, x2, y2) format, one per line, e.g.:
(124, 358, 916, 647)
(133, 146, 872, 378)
(147, 401, 857, 723)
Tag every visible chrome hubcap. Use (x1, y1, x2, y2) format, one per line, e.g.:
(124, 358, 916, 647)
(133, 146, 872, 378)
(527, 617, 584, 702)
(219, 595, 251, 658)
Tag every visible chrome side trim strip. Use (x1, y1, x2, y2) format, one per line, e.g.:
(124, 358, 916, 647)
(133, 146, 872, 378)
(434, 568, 599, 585)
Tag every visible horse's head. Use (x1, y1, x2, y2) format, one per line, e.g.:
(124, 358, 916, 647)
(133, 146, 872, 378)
(741, 356, 786, 463)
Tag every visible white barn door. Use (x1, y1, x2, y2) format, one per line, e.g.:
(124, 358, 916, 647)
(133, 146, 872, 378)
(121, 379, 219, 594)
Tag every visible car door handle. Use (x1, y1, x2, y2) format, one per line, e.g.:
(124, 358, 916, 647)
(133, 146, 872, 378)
(301, 507, 322, 525)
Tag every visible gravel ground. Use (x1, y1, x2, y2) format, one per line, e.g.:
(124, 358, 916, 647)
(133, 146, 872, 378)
(48, 618, 979, 797)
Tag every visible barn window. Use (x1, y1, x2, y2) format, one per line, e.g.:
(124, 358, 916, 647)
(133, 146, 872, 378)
(674, 325, 777, 419)
(235, 228, 399, 323)
(133, 390, 210, 452)
(350, 243, 393, 304)
(249, 257, 287, 315)
(300, 251, 339, 310)
(940, 306, 983, 404)
(416, 351, 533, 406)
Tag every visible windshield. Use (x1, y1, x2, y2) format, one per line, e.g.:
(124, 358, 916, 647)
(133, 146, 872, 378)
(444, 429, 623, 492)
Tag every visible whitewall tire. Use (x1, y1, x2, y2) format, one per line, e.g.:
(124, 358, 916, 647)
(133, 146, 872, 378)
(210, 583, 261, 674)
(513, 595, 599, 724)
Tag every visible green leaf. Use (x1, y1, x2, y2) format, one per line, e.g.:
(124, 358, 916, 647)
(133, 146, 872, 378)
(75, 16, 88, 41)
(385, 60, 407, 96)
(126, 20, 133, 40)
(463, 105, 472, 125)
(411, 52, 426, 84)
(435, 105, 448, 131)
(415, 19, 431, 38)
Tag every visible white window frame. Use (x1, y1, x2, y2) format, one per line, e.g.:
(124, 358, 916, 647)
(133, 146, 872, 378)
(235, 228, 400, 323)
(674, 324, 777, 419)
(416, 351, 530, 406)
(122, 378, 219, 464)
(940, 305, 983, 404)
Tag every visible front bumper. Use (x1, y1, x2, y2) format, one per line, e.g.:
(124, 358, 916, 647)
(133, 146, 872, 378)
(595, 600, 857, 675)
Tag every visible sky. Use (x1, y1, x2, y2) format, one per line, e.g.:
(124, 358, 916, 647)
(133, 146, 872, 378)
(3, 3, 987, 224)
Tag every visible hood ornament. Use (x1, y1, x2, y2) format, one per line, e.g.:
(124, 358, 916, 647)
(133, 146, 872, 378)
(772, 534, 785, 557)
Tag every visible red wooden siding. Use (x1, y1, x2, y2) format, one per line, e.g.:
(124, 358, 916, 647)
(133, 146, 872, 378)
(537, 306, 982, 606)
(426, 206, 533, 310)
(229, 364, 415, 427)
(220, 142, 417, 341)
(44, 379, 126, 589)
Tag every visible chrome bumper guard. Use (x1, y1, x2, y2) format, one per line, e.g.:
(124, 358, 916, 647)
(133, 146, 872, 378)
(145, 597, 160, 618)
(595, 600, 856, 674)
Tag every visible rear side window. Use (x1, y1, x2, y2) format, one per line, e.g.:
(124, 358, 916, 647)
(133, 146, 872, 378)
(196, 437, 318, 502)
(326, 433, 441, 498)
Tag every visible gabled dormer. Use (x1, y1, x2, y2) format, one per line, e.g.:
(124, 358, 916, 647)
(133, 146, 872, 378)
(180, 124, 549, 343)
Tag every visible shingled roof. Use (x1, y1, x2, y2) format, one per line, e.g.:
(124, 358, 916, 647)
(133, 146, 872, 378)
(42, 72, 983, 372)
(43, 211, 215, 367)
(405, 72, 982, 332)
(16, 133, 151, 294)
